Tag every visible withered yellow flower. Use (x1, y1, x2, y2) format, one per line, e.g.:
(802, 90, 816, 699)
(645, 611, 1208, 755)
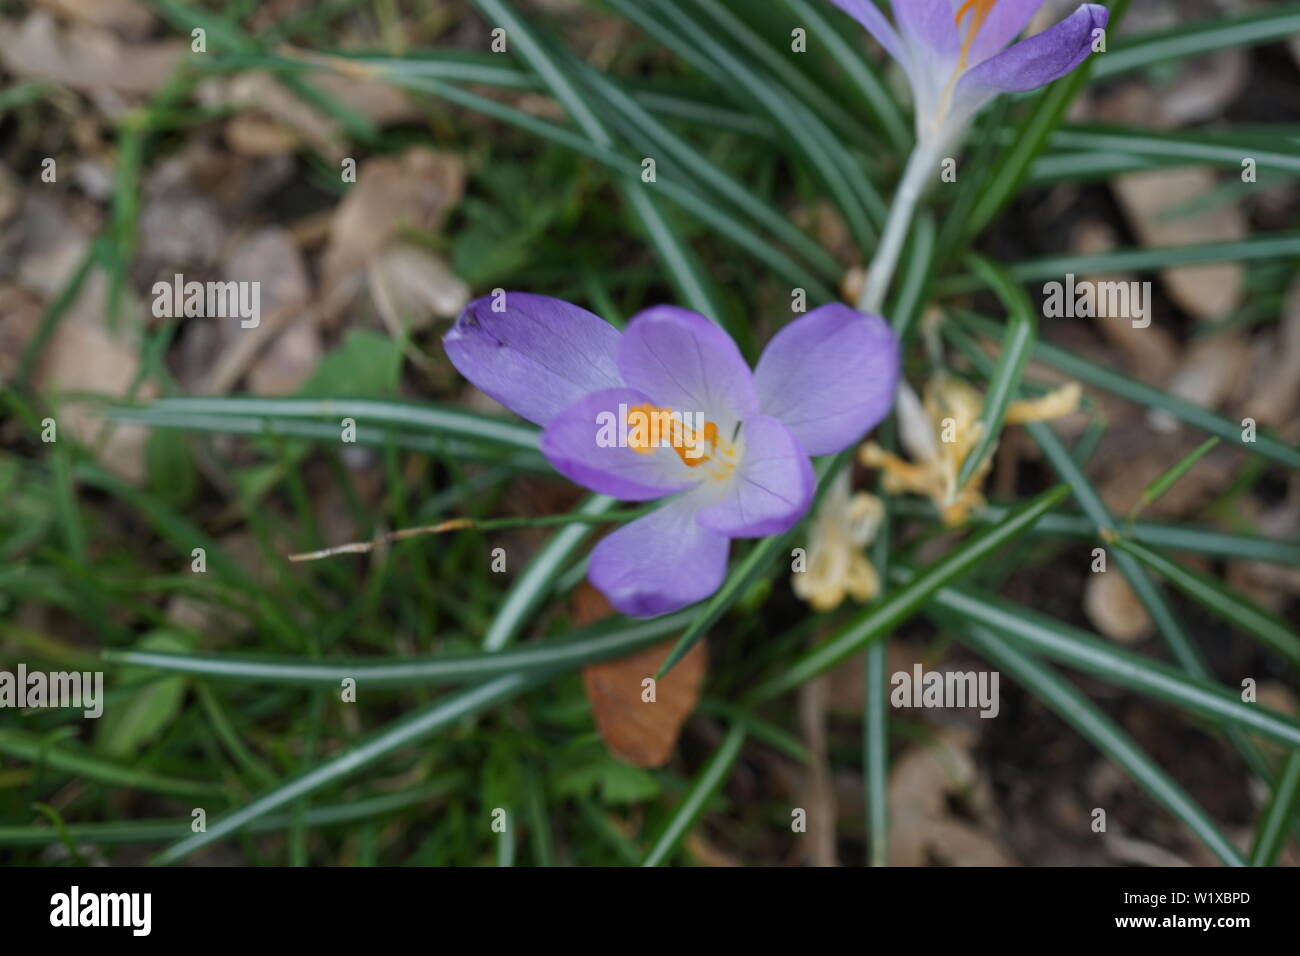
(792, 471, 885, 612)
(861, 375, 1082, 527)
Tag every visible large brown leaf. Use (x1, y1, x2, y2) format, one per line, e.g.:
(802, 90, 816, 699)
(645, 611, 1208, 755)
(574, 584, 706, 768)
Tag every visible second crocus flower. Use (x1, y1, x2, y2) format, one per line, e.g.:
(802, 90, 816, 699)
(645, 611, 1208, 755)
(833, 1, 1110, 149)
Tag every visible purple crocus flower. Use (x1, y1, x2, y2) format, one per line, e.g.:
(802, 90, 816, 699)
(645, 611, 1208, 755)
(445, 295, 899, 617)
(832, 1, 1109, 146)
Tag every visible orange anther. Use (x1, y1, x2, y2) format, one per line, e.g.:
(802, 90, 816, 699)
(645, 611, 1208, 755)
(954, 0, 998, 66)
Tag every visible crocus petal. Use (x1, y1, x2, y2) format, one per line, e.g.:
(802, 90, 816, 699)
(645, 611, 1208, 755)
(617, 306, 759, 430)
(958, 3, 1107, 97)
(753, 304, 900, 456)
(961, 0, 1045, 66)
(696, 416, 814, 538)
(893, 0, 960, 59)
(540, 388, 696, 501)
(589, 495, 729, 617)
(829, 0, 907, 64)
(443, 293, 622, 427)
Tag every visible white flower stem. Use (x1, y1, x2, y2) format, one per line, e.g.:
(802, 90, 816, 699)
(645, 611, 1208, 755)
(856, 138, 943, 315)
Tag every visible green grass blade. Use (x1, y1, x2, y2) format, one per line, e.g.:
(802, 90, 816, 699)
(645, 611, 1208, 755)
(942, 234, 1300, 293)
(638, 0, 881, 244)
(654, 530, 790, 680)
(152, 671, 546, 864)
(570, 60, 837, 298)
(893, 500, 1300, 566)
(372, 67, 800, 322)
(864, 638, 889, 867)
(13, 239, 101, 390)
(576, 61, 842, 287)
(105, 611, 691, 686)
(688, 0, 874, 146)
(1128, 436, 1221, 523)
(957, 624, 1247, 867)
(0, 728, 220, 799)
(640, 721, 746, 867)
(749, 484, 1070, 702)
(470, 0, 606, 141)
(957, 312, 1300, 471)
(785, 0, 909, 152)
(956, 255, 1037, 490)
(1250, 752, 1300, 866)
(1095, 5, 1300, 79)
(926, 583, 1300, 749)
(963, 0, 1130, 238)
(483, 495, 617, 651)
(1113, 538, 1300, 670)
(654, 452, 854, 680)
(111, 396, 542, 453)
(886, 211, 937, 340)
(470, 0, 726, 324)
(1020, 422, 1276, 780)
(1048, 125, 1300, 177)
(0, 777, 464, 847)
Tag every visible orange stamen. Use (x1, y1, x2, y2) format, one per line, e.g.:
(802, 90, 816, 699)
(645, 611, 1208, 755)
(954, 0, 997, 67)
(625, 404, 722, 468)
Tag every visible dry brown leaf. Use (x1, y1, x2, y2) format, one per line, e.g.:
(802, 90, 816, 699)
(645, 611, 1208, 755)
(824, 641, 915, 717)
(320, 148, 465, 310)
(247, 318, 322, 396)
(1084, 571, 1153, 644)
(223, 115, 303, 157)
(35, 273, 153, 482)
(1106, 831, 1193, 867)
(312, 72, 417, 126)
(1147, 332, 1252, 434)
(0, 161, 21, 225)
(367, 243, 470, 333)
(17, 196, 150, 479)
(202, 72, 339, 158)
(571, 580, 615, 629)
(1160, 49, 1250, 126)
(0, 12, 182, 97)
(203, 71, 416, 161)
(797, 675, 838, 866)
(1113, 167, 1247, 321)
(206, 228, 315, 395)
(684, 831, 743, 867)
(575, 584, 706, 768)
(0, 285, 42, 381)
(226, 227, 311, 318)
(1244, 277, 1300, 427)
(887, 727, 1016, 866)
(582, 638, 707, 768)
(1070, 220, 1179, 382)
(1089, 83, 1173, 129)
(136, 148, 230, 274)
(1232, 494, 1300, 608)
(34, 0, 154, 35)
